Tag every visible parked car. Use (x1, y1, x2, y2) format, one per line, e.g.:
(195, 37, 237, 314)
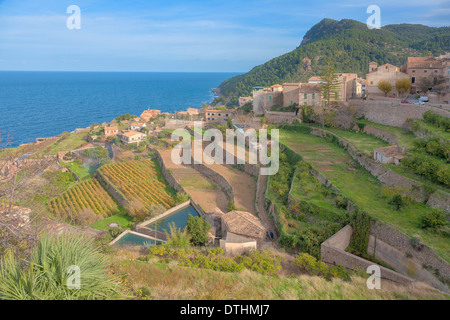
(413, 100, 425, 105)
(419, 96, 429, 102)
(401, 99, 412, 104)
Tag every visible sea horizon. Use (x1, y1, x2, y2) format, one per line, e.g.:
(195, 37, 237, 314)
(0, 71, 239, 147)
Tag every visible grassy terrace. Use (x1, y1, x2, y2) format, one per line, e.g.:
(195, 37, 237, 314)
(342, 120, 450, 193)
(279, 127, 449, 262)
(415, 119, 450, 140)
(90, 211, 132, 232)
(312, 124, 389, 155)
(61, 160, 96, 180)
(37, 131, 88, 155)
(356, 119, 417, 149)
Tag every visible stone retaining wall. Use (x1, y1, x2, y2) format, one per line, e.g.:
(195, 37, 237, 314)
(191, 161, 234, 203)
(149, 147, 187, 194)
(95, 172, 129, 208)
(263, 110, 297, 124)
(321, 226, 415, 285)
(361, 125, 398, 144)
(350, 101, 450, 128)
(371, 221, 450, 280)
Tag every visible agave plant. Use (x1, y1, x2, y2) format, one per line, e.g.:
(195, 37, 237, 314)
(0, 233, 125, 300)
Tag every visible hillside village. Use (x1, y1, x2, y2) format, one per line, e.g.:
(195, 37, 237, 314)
(1, 51, 450, 300)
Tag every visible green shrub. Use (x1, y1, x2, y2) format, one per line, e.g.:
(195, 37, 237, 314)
(164, 222, 191, 248)
(186, 214, 210, 246)
(227, 199, 236, 212)
(293, 253, 351, 281)
(0, 234, 124, 300)
(347, 211, 373, 257)
(389, 194, 406, 211)
(420, 210, 448, 230)
(175, 193, 190, 204)
(236, 250, 282, 276)
(335, 196, 348, 209)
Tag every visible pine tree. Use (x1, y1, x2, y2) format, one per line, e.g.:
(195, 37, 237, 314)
(319, 59, 340, 106)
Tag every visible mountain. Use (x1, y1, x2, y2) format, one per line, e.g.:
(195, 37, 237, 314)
(218, 19, 450, 99)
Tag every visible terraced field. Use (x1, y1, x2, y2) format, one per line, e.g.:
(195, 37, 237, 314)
(98, 159, 175, 209)
(48, 178, 118, 219)
(279, 128, 450, 262)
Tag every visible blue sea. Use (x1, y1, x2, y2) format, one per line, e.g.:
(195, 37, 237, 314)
(0, 71, 238, 147)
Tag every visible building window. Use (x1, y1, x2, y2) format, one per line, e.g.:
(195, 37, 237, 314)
(434, 70, 438, 73)
(212, 118, 215, 120)
(424, 70, 427, 73)
(269, 96, 272, 101)
(312, 93, 315, 99)
(290, 100, 293, 106)
(412, 70, 415, 73)
(218, 113, 221, 116)
(304, 93, 307, 99)
(207, 118, 210, 120)
(207, 113, 210, 115)
(412, 77, 415, 84)
(226, 114, 228, 117)
(370, 81, 373, 85)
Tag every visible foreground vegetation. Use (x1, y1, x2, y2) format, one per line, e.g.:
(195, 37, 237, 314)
(0, 234, 125, 300)
(112, 249, 447, 300)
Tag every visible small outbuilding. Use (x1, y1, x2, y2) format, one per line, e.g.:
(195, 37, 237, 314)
(220, 210, 267, 243)
(374, 145, 405, 165)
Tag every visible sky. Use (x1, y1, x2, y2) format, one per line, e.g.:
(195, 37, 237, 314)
(0, 0, 448, 72)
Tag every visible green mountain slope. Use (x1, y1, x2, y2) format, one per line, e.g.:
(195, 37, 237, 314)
(218, 18, 450, 98)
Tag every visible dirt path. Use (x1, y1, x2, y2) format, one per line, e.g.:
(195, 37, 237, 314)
(255, 174, 278, 240)
(158, 148, 228, 213)
(206, 163, 256, 214)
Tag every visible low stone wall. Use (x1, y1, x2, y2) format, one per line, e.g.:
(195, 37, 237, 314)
(350, 101, 450, 128)
(191, 161, 234, 203)
(308, 166, 341, 193)
(405, 119, 449, 141)
(135, 226, 167, 241)
(95, 172, 129, 208)
(361, 125, 398, 144)
(263, 110, 297, 124)
(321, 226, 415, 285)
(187, 126, 260, 178)
(149, 147, 187, 194)
(427, 192, 450, 212)
(371, 221, 450, 280)
(219, 238, 257, 255)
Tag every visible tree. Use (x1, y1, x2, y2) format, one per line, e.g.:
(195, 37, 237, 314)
(395, 78, 411, 98)
(377, 80, 392, 97)
(165, 222, 191, 248)
(186, 214, 210, 246)
(319, 59, 340, 106)
(126, 200, 148, 221)
(300, 105, 314, 123)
